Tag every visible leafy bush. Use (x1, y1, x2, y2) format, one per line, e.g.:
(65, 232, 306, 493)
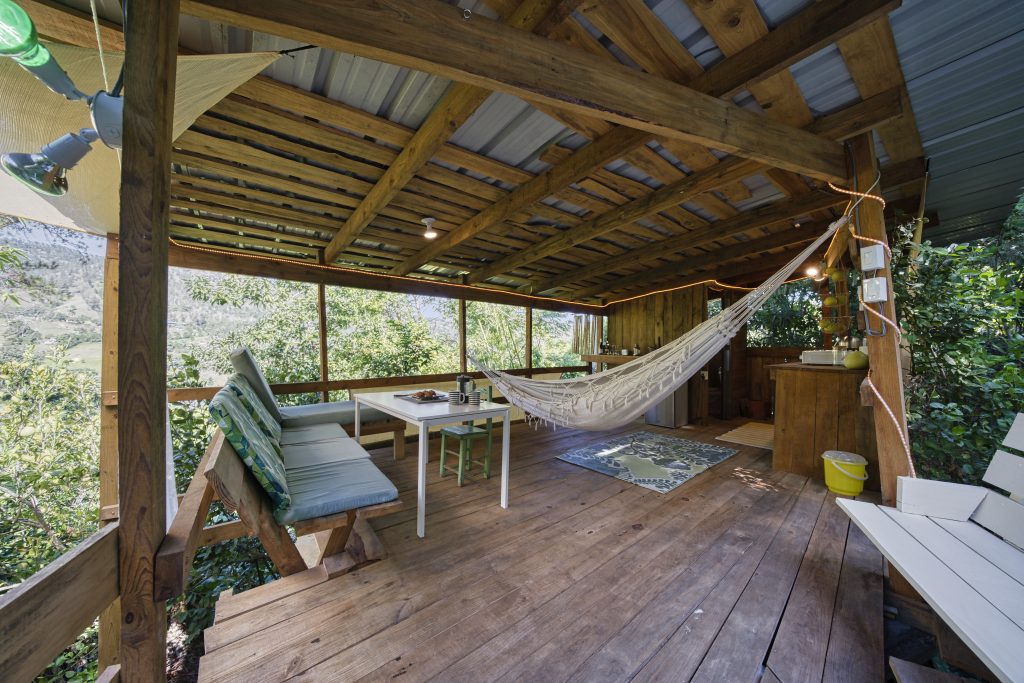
(892, 200, 1024, 483)
(746, 279, 824, 348)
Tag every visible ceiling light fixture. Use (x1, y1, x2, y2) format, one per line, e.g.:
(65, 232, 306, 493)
(0, 0, 124, 195)
(421, 216, 438, 240)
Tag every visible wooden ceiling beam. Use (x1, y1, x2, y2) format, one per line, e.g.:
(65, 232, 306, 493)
(181, 0, 848, 182)
(392, 0, 896, 277)
(604, 250, 816, 305)
(470, 84, 905, 286)
(322, 0, 576, 262)
(532, 190, 844, 294)
(570, 223, 826, 300)
(167, 242, 601, 314)
(687, 0, 900, 100)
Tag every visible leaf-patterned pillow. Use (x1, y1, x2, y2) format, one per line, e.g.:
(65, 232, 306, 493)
(226, 374, 283, 443)
(209, 388, 291, 511)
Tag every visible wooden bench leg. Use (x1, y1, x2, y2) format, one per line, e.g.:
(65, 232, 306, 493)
(315, 510, 355, 565)
(393, 427, 406, 460)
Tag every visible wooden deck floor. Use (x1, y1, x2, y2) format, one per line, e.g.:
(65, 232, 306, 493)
(198, 420, 884, 683)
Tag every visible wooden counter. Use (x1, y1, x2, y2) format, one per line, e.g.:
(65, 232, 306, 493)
(770, 363, 879, 490)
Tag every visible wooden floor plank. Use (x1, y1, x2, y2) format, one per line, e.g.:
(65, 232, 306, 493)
(197, 421, 885, 683)
(766, 493, 852, 682)
(823, 522, 885, 683)
(500, 473, 806, 683)
(628, 478, 814, 683)
(288, 450, 771, 681)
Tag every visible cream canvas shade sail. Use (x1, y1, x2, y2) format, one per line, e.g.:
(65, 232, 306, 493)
(0, 43, 279, 235)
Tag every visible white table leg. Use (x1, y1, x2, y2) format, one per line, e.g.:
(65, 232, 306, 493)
(417, 423, 428, 538)
(354, 399, 361, 441)
(501, 410, 510, 509)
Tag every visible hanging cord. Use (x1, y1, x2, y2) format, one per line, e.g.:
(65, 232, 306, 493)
(865, 374, 915, 477)
(89, 0, 111, 92)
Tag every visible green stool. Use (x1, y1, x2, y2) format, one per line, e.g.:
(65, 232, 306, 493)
(439, 386, 494, 486)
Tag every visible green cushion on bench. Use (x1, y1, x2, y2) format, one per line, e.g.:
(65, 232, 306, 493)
(281, 438, 370, 470)
(229, 347, 284, 423)
(274, 458, 399, 525)
(226, 373, 283, 443)
(278, 401, 391, 428)
(279, 423, 349, 446)
(209, 389, 291, 511)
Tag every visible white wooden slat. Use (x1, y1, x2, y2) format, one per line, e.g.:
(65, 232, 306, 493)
(896, 477, 986, 520)
(983, 450, 1024, 499)
(971, 491, 1024, 551)
(933, 518, 1024, 587)
(837, 499, 1024, 683)
(1002, 413, 1024, 452)
(880, 507, 1024, 630)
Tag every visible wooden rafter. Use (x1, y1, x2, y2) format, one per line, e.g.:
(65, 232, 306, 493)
(532, 190, 845, 295)
(392, 0, 899, 277)
(181, 0, 848, 181)
(570, 223, 827, 300)
(470, 85, 903, 287)
(321, 0, 568, 263)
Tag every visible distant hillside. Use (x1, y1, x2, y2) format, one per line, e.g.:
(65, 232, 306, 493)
(0, 231, 257, 373)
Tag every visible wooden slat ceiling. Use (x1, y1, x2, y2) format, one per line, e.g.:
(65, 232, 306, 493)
(35, 0, 928, 305)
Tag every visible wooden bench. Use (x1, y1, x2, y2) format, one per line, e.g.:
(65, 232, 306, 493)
(838, 413, 1024, 683)
(155, 430, 402, 600)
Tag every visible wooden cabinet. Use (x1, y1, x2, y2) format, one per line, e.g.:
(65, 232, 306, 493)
(771, 363, 879, 490)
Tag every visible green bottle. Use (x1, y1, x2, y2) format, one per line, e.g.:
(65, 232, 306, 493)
(0, 0, 85, 99)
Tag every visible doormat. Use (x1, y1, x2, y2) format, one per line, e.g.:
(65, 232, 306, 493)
(557, 431, 736, 494)
(715, 422, 775, 450)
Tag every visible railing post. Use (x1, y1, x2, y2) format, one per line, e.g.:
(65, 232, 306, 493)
(525, 306, 533, 378)
(98, 235, 120, 670)
(458, 298, 467, 373)
(317, 276, 329, 402)
(117, 0, 180, 679)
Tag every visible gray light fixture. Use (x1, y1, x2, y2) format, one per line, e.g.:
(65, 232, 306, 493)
(1, 128, 98, 196)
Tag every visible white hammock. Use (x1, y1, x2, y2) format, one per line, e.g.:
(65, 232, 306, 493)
(472, 215, 849, 430)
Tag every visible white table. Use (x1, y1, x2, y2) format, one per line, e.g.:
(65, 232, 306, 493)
(353, 390, 511, 538)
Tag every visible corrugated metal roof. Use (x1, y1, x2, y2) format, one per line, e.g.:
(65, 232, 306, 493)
(59, 0, 1024, 246)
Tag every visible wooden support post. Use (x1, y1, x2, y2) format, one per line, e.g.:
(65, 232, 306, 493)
(458, 298, 467, 373)
(98, 236, 119, 669)
(525, 306, 533, 378)
(848, 133, 910, 506)
(317, 279, 329, 403)
(117, 0, 180, 678)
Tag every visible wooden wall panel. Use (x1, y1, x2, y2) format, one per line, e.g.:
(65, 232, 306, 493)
(606, 286, 708, 423)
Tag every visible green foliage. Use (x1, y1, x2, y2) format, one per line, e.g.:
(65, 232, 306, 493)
(0, 243, 26, 304)
(746, 279, 824, 348)
(891, 199, 1024, 483)
(0, 346, 100, 681)
(0, 347, 99, 583)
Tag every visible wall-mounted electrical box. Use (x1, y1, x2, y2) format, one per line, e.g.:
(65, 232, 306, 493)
(860, 244, 886, 272)
(862, 276, 888, 303)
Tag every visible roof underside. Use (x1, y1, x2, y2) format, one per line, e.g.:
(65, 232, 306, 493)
(60, 0, 1024, 304)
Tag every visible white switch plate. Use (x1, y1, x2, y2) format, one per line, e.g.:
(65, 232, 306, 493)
(863, 276, 888, 303)
(860, 244, 886, 271)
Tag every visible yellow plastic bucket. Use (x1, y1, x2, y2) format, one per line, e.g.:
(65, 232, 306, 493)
(822, 450, 868, 496)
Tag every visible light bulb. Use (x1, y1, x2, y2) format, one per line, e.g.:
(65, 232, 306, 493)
(1, 128, 98, 196)
(421, 216, 438, 240)
(805, 265, 820, 278)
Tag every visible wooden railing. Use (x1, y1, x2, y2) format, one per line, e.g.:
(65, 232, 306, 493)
(163, 365, 589, 403)
(0, 524, 121, 683)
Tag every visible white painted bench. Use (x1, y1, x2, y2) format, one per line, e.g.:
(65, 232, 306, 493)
(837, 413, 1024, 683)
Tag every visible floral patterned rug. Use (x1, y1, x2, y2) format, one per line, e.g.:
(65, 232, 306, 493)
(557, 431, 737, 493)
